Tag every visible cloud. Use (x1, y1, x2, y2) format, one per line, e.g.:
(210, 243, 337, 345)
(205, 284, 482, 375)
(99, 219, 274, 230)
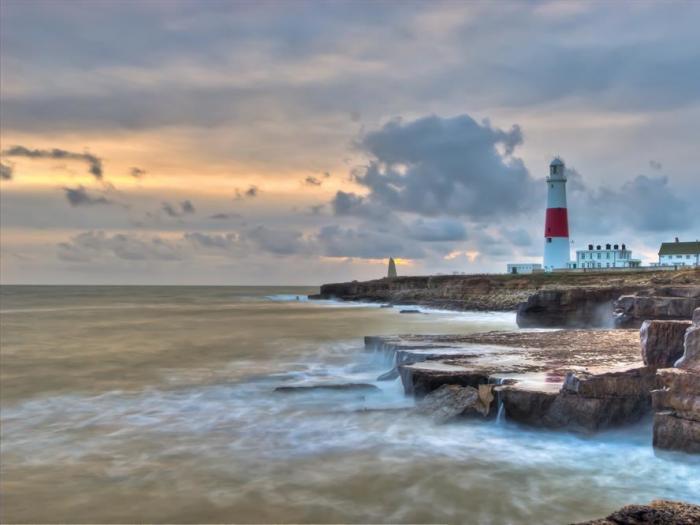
(408, 218, 468, 242)
(500, 227, 533, 247)
(308, 204, 325, 215)
(130, 167, 146, 178)
(185, 232, 240, 251)
(161, 200, 196, 217)
(649, 160, 662, 171)
(1, 145, 103, 179)
(342, 114, 537, 221)
(570, 174, 694, 233)
(317, 224, 425, 259)
(235, 185, 259, 199)
(304, 176, 322, 186)
(246, 225, 309, 255)
(0, 162, 13, 180)
(210, 212, 242, 220)
(57, 231, 184, 262)
(63, 185, 113, 207)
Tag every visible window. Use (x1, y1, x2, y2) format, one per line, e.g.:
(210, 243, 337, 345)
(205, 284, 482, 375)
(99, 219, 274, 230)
(606, 263, 610, 268)
(547, 238, 552, 243)
(606, 253, 610, 259)
(597, 253, 601, 259)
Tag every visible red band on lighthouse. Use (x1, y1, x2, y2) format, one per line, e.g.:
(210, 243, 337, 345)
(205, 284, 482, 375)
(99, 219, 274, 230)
(544, 208, 569, 237)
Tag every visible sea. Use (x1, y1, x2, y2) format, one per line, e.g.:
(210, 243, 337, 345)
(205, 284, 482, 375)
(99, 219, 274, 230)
(1, 285, 698, 524)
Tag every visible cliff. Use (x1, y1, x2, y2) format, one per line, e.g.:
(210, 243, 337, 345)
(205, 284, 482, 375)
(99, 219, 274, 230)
(312, 269, 700, 313)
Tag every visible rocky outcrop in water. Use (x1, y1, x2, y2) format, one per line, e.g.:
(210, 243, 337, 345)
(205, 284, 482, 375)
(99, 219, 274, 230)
(651, 308, 700, 454)
(415, 384, 493, 423)
(613, 286, 700, 328)
(369, 329, 660, 432)
(501, 367, 660, 432)
(572, 499, 700, 525)
(640, 320, 692, 367)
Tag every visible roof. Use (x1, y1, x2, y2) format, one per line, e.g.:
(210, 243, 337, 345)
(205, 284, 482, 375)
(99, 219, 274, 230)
(550, 157, 565, 167)
(658, 241, 700, 256)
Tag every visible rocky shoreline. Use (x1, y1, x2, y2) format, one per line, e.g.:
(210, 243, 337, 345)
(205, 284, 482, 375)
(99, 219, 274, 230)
(366, 308, 700, 451)
(311, 269, 700, 328)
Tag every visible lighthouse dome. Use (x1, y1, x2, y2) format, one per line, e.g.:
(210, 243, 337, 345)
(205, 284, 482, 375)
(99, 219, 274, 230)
(549, 157, 566, 180)
(550, 157, 565, 167)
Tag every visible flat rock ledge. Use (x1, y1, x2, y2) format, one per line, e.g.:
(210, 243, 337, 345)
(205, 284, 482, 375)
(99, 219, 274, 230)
(366, 329, 662, 432)
(571, 499, 700, 525)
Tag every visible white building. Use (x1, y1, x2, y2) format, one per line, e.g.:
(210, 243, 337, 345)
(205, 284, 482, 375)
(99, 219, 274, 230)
(507, 263, 543, 275)
(657, 239, 700, 267)
(568, 243, 641, 269)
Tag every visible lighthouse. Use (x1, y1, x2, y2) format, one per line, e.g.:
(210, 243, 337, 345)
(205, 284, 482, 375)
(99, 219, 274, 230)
(543, 157, 570, 270)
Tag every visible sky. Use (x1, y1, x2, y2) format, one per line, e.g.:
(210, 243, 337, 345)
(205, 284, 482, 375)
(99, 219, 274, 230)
(1, 0, 699, 285)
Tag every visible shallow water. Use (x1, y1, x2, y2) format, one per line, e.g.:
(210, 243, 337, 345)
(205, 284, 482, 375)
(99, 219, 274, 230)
(1, 286, 698, 523)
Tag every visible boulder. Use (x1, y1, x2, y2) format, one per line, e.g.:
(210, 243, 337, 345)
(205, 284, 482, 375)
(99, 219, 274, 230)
(676, 307, 700, 370)
(653, 412, 700, 454)
(639, 320, 691, 367)
(614, 292, 700, 328)
(415, 384, 493, 423)
(399, 362, 491, 398)
(500, 368, 659, 432)
(562, 367, 660, 397)
(651, 368, 700, 453)
(572, 499, 700, 525)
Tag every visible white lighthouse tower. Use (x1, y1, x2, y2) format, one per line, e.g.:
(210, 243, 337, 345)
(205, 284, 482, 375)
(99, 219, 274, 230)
(543, 157, 570, 270)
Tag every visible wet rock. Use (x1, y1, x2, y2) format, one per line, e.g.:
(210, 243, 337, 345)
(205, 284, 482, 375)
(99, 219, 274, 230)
(399, 309, 421, 314)
(676, 307, 700, 370)
(379, 304, 393, 308)
(415, 384, 493, 423)
(500, 384, 652, 432)
(399, 362, 491, 398)
(561, 367, 660, 398)
(572, 499, 700, 525)
(614, 290, 700, 328)
(376, 368, 400, 381)
(516, 288, 624, 328)
(500, 367, 659, 432)
(274, 383, 380, 393)
(653, 412, 700, 454)
(651, 368, 700, 453)
(640, 320, 692, 367)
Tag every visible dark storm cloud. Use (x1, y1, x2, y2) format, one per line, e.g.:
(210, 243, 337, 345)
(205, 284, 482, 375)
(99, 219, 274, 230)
(339, 114, 537, 221)
(0, 162, 13, 180)
(57, 231, 184, 262)
(161, 200, 196, 218)
(130, 167, 146, 178)
(1, 145, 103, 179)
(63, 186, 113, 207)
